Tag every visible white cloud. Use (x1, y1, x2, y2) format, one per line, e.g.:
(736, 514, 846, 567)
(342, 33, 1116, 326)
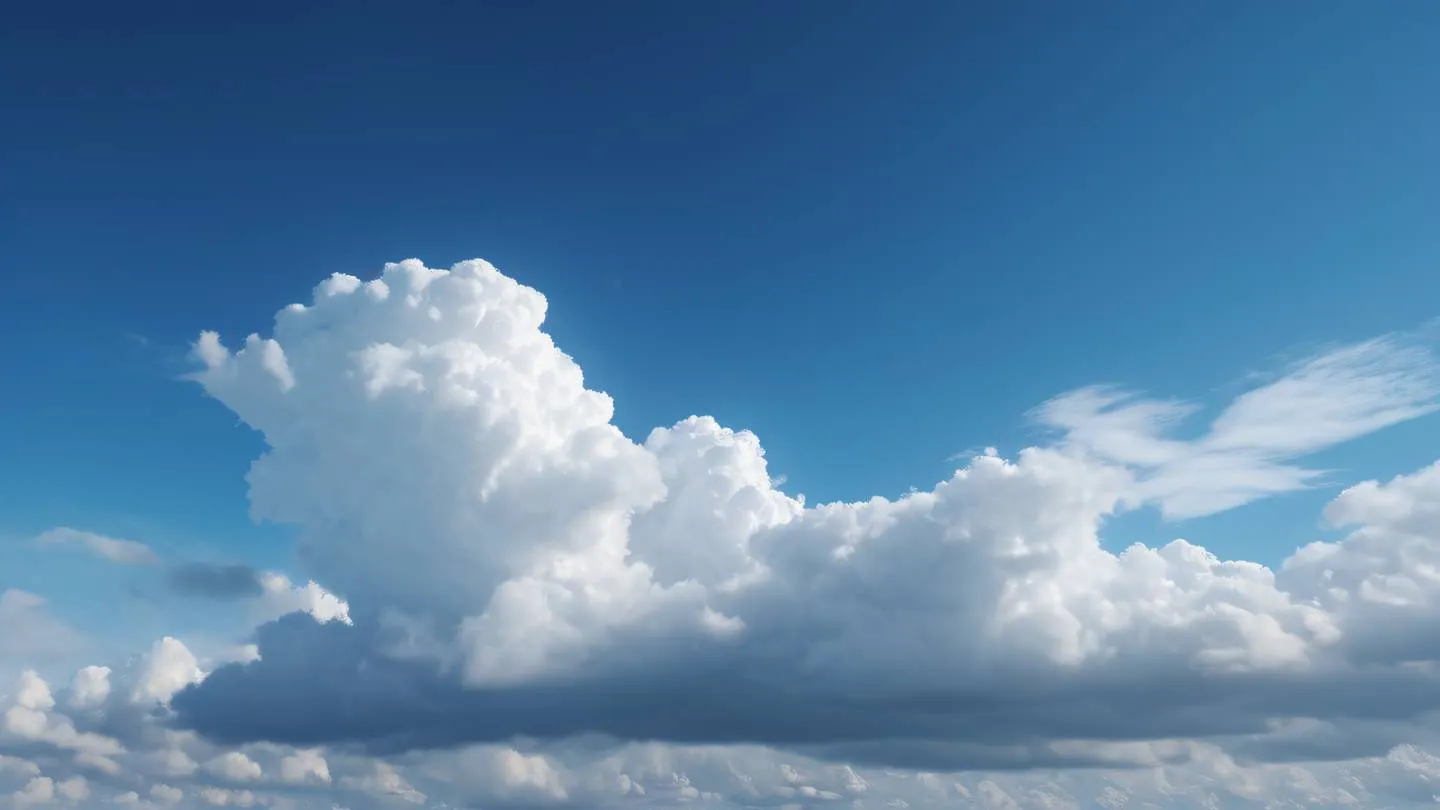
(2, 670, 126, 763)
(13, 671, 54, 713)
(33, 527, 160, 566)
(418, 746, 568, 804)
(9, 258, 1440, 809)
(204, 752, 261, 783)
(12, 776, 53, 807)
(69, 666, 111, 710)
(149, 746, 199, 779)
(254, 574, 349, 626)
(338, 761, 424, 804)
(55, 775, 89, 803)
(196, 786, 260, 806)
(1034, 334, 1440, 519)
(277, 749, 329, 785)
(3, 774, 86, 807)
(132, 638, 203, 705)
(76, 751, 122, 777)
(0, 756, 39, 778)
(162, 261, 1440, 769)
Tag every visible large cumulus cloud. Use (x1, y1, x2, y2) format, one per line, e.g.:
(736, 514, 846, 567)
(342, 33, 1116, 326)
(164, 259, 1440, 773)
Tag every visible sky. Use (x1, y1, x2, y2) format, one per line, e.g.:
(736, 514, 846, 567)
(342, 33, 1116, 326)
(4, 1, 1440, 809)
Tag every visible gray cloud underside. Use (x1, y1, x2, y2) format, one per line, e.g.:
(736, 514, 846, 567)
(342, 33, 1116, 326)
(170, 611, 1440, 771)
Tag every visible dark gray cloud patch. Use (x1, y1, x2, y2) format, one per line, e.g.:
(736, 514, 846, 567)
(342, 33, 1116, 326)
(168, 563, 263, 600)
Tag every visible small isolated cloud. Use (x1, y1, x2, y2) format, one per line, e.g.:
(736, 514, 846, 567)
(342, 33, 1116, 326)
(278, 748, 330, 785)
(33, 527, 160, 566)
(12, 776, 54, 806)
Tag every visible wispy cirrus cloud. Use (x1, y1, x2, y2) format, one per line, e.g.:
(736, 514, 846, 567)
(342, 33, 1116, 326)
(1034, 334, 1440, 519)
(33, 528, 159, 567)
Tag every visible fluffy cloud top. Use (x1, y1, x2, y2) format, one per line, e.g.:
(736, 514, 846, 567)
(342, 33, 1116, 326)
(154, 259, 1440, 777)
(68, 666, 110, 710)
(133, 638, 203, 706)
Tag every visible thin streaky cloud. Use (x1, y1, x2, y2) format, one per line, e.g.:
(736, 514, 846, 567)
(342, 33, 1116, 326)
(33, 527, 160, 566)
(1033, 333, 1440, 520)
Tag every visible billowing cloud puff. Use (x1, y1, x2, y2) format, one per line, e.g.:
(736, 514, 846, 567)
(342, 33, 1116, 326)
(203, 752, 261, 783)
(133, 639, 204, 706)
(145, 258, 1440, 777)
(254, 573, 350, 627)
(69, 666, 110, 710)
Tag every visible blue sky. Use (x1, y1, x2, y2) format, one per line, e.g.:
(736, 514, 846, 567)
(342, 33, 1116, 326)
(5, 3, 1440, 810)
(4, 2, 1438, 563)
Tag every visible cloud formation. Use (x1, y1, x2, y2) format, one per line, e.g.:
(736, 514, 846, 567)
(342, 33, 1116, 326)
(156, 260, 1440, 772)
(7, 258, 1440, 809)
(1034, 335, 1440, 519)
(33, 528, 159, 567)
